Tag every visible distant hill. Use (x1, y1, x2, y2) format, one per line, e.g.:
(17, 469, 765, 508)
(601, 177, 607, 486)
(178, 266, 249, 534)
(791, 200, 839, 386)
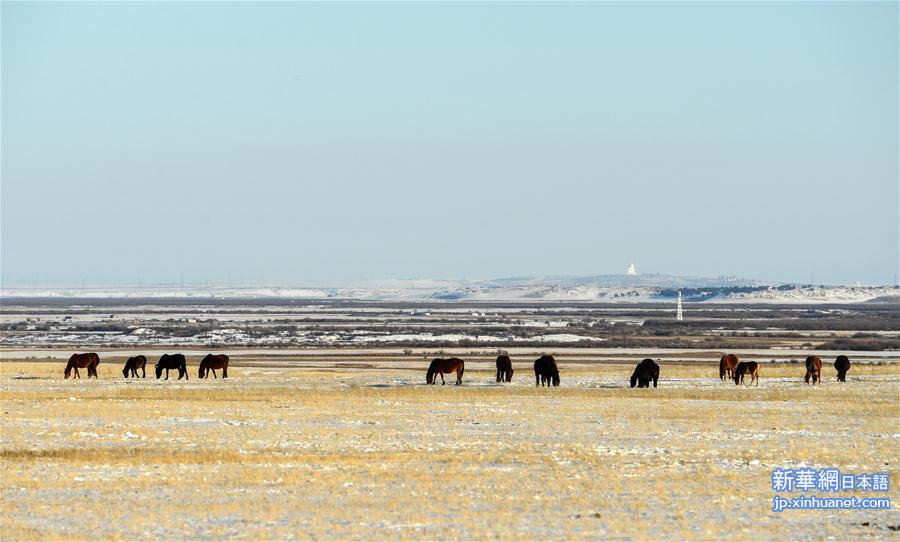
(2, 275, 897, 304)
(479, 273, 763, 289)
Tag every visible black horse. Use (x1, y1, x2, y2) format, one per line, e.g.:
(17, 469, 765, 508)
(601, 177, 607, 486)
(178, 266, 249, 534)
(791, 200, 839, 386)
(630, 358, 659, 388)
(834, 355, 851, 382)
(155, 354, 188, 380)
(534, 355, 559, 387)
(734, 361, 759, 386)
(496, 355, 514, 383)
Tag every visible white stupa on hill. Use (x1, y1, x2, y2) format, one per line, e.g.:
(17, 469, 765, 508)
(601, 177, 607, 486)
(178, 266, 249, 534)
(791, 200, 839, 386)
(626, 261, 637, 276)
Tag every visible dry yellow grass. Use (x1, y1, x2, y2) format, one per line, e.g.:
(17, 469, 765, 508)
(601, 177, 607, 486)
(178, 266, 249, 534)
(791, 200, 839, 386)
(1, 359, 898, 540)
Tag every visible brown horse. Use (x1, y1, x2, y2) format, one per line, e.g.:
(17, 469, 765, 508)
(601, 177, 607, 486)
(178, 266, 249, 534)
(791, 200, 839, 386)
(199, 354, 229, 379)
(719, 354, 739, 381)
(534, 355, 560, 387)
(65, 353, 100, 379)
(804, 356, 822, 384)
(834, 355, 851, 382)
(426, 358, 464, 385)
(122, 355, 147, 378)
(496, 355, 514, 383)
(734, 361, 759, 386)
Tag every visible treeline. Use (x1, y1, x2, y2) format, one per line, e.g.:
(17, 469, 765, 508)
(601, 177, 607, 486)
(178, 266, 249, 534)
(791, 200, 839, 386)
(656, 285, 770, 299)
(642, 314, 900, 332)
(815, 337, 900, 351)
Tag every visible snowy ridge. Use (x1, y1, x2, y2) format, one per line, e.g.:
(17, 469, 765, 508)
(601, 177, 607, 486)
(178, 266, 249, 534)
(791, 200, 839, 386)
(2, 275, 897, 304)
(717, 285, 900, 304)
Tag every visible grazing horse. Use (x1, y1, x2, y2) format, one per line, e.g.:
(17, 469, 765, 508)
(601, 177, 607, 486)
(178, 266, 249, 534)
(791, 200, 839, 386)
(834, 355, 851, 382)
(495, 355, 514, 383)
(65, 353, 100, 379)
(630, 358, 660, 388)
(534, 355, 560, 387)
(155, 354, 188, 380)
(719, 354, 739, 381)
(734, 361, 759, 386)
(122, 355, 147, 378)
(198, 354, 229, 379)
(804, 356, 822, 384)
(426, 358, 465, 385)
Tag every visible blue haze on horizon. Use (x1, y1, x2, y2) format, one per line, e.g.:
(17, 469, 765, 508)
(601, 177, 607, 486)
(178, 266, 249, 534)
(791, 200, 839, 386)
(2, 2, 898, 287)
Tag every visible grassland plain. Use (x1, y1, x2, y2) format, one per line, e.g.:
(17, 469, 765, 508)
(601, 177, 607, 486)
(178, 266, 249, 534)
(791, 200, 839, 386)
(1, 357, 898, 540)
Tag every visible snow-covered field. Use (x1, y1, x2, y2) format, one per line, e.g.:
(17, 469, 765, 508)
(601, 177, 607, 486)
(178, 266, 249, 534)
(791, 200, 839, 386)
(1, 361, 897, 540)
(3, 293, 898, 350)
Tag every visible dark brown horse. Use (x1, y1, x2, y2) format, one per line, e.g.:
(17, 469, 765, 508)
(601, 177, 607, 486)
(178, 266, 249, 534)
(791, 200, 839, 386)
(155, 354, 188, 380)
(631, 358, 660, 388)
(122, 355, 147, 378)
(496, 355, 514, 383)
(834, 355, 851, 382)
(734, 361, 759, 386)
(426, 358, 464, 385)
(719, 354, 739, 381)
(65, 353, 100, 379)
(199, 354, 229, 379)
(534, 355, 559, 387)
(804, 355, 822, 384)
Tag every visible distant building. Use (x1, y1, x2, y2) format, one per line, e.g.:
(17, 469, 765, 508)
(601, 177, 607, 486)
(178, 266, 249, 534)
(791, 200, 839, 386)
(626, 261, 637, 276)
(676, 291, 684, 321)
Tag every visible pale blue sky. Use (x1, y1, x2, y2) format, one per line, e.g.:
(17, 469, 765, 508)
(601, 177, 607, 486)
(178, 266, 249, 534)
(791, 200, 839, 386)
(2, 2, 898, 286)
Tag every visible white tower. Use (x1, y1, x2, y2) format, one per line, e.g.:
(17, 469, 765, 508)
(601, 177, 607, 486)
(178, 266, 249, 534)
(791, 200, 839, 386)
(626, 261, 637, 276)
(676, 291, 684, 321)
